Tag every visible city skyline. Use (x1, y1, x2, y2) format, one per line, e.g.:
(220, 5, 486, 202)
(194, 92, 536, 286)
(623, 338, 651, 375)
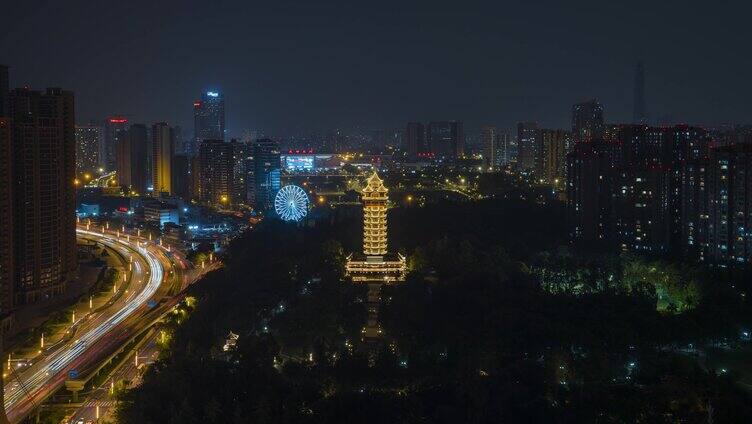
(3, 1, 752, 137)
(2, 3, 752, 423)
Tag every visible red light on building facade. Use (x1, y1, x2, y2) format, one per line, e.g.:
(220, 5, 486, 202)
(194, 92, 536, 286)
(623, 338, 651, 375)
(109, 118, 128, 124)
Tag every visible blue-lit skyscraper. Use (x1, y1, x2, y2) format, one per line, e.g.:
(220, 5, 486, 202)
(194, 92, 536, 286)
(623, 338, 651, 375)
(191, 91, 225, 155)
(252, 138, 281, 211)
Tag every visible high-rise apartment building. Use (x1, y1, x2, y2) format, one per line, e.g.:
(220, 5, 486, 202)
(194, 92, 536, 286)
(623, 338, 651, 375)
(566, 140, 618, 244)
(192, 91, 225, 155)
(244, 153, 255, 206)
(427, 121, 464, 160)
(116, 124, 148, 195)
(0, 118, 14, 314)
(665, 126, 711, 247)
(481, 126, 497, 169)
(516, 122, 538, 171)
(151, 122, 174, 194)
(252, 138, 281, 210)
(681, 156, 710, 262)
(6, 87, 76, 304)
(198, 139, 233, 205)
(572, 100, 604, 143)
(707, 144, 752, 264)
(538, 129, 569, 187)
(230, 139, 251, 203)
(103, 117, 128, 171)
(567, 124, 713, 256)
(75, 125, 102, 173)
(497, 132, 512, 167)
(171, 154, 194, 201)
(480, 127, 511, 169)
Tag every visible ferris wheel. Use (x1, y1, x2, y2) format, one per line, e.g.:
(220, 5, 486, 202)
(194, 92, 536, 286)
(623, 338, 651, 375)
(274, 185, 309, 221)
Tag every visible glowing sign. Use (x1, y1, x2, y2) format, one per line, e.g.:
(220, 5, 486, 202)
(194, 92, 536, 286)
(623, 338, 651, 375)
(287, 148, 314, 154)
(284, 155, 315, 171)
(206, 91, 219, 97)
(109, 118, 128, 124)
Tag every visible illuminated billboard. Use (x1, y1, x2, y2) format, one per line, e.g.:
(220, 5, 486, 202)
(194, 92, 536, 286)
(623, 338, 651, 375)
(284, 155, 315, 171)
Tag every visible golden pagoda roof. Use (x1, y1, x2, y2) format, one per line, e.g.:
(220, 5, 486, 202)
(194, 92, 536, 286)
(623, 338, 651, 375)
(362, 171, 388, 193)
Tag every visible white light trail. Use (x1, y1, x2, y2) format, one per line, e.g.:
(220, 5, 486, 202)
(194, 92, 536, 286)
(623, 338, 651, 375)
(3, 229, 164, 414)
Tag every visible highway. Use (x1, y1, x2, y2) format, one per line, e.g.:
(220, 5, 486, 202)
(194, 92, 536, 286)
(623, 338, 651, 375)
(71, 329, 161, 423)
(2, 227, 171, 423)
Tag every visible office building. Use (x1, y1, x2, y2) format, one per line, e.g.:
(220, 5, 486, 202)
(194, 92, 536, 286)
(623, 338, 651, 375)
(427, 121, 464, 160)
(116, 124, 148, 195)
(171, 125, 184, 154)
(405, 122, 427, 161)
(572, 100, 604, 143)
(152, 122, 174, 194)
(252, 138, 281, 210)
(192, 91, 225, 155)
(198, 139, 233, 205)
(143, 198, 180, 228)
(75, 124, 102, 173)
(103, 116, 128, 171)
(6, 87, 76, 304)
(516, 122, 538, 171)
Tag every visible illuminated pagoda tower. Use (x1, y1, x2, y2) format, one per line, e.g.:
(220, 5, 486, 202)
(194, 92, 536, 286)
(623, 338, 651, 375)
(363, 172, 388, 256)
(346, 171, 406, 338)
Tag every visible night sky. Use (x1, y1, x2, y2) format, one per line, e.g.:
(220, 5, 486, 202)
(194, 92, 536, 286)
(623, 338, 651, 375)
(2, 0, 750, 137)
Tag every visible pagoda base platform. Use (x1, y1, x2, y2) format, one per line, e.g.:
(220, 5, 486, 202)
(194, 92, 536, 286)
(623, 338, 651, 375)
(346, 253, 405, 339)
(345, 253, 406, 284)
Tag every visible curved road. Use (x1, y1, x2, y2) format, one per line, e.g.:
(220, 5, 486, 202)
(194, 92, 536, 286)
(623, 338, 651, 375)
(3, 228, 168, 423)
